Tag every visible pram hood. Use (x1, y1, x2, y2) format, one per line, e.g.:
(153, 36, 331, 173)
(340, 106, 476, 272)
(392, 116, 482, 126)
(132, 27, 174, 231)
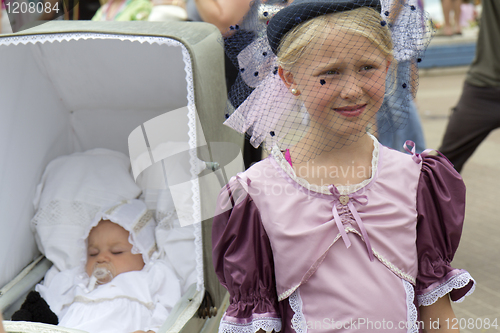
(0, 21, 243, 331)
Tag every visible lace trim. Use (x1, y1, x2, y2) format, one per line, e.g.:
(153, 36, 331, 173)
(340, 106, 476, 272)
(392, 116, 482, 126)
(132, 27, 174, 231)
(289, 289, 307, 333)
(68, 295, 155, 310)
(104, 201, 125, 215)
(219, 317, 282, 333)
(31, 201, 101, 227)
(0, 32, 188, 48)
(132, 210, 155, 234)
(402, 279, 418, 333)
(3, 321, 85, 333)
(373, 249, 416, 285)
(417, 271, 475, 306)
(156, 210, 177, 228)
(271, 134, 379, 195)
(180, 39, 204, 293)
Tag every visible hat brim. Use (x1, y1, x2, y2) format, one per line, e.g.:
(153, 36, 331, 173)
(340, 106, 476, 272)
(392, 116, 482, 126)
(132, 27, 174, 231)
(267, 0, 381, 55)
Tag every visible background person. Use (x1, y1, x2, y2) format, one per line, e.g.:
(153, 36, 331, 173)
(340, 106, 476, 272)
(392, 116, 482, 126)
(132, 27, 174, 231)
(376, 0, 428, 154)
(441, 0, 461, 35)
(438, 0, 500, 173)
(92, 0, 152, 21)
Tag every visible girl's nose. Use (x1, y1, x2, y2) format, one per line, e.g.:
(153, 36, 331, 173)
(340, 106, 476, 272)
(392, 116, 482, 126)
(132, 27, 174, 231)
(340, 74, 362, 100)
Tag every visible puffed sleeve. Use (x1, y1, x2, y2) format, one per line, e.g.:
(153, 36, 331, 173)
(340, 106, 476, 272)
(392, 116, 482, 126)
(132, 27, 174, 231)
(212, 178, 282, 333)
(415, 154, 475, 306)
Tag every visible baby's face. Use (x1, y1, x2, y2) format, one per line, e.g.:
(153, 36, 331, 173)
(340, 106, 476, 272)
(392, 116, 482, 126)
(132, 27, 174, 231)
(85, 220, 145, 278)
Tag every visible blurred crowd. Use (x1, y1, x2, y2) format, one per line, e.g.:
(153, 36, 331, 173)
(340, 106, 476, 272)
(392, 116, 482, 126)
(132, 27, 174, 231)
(0, 0, 257, 35)
(0, 0, 483, 35)
(439, 0, 481, 36)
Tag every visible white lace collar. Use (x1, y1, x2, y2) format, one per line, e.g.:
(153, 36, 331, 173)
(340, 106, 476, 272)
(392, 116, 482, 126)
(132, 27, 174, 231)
(271, 133, 380, 195)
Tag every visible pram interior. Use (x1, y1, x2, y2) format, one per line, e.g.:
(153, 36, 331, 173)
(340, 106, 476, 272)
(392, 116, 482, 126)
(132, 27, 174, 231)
(0, 21, 243, 333)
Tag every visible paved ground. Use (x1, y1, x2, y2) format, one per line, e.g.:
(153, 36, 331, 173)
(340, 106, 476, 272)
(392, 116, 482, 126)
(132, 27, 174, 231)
(417, 69, 500, 332)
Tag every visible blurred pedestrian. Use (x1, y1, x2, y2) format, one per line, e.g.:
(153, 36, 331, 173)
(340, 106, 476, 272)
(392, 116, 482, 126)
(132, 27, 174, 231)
(148, 0, 187, 21)
(92, 0, 152, 21)
(439, 0, 500, 173)
(441, 0, 461, 35)
(186, 0, 252, 36)
(0, 0, 12, 33)
(377, 0, 428, 153)
(39, 0, 101, 21)
(187, 0, 263, 168)
(459, 0, 477, 28)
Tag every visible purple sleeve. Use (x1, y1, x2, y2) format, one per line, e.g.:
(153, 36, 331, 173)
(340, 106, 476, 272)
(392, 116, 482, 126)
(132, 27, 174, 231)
(212, 180, 282, 333)
(416, 154, 475, 306)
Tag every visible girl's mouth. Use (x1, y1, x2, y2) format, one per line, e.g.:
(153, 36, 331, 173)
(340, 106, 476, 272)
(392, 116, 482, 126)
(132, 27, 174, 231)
(334, 104, 367, 117)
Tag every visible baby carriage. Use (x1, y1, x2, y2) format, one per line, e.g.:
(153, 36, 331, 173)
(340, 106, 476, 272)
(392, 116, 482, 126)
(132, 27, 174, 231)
(0, 20, 243, 333)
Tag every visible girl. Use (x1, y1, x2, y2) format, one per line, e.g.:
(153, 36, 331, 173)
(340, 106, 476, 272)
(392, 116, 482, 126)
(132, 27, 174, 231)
(35, 199, 181, 333)
(213, 0, 475, 332)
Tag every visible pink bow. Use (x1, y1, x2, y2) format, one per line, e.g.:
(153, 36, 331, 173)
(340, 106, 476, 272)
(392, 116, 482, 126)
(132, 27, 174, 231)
(328, 185, 374, 262)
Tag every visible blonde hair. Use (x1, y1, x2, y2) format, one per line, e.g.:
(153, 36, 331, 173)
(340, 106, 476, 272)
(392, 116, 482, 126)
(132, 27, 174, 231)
(277, 7, 394, 71)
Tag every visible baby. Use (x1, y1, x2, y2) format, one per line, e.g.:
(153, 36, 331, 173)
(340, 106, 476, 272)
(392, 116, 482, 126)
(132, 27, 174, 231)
(34, 199, 181, 333)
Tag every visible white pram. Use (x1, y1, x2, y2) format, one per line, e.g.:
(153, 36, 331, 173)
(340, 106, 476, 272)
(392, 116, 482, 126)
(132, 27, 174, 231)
(0, 20, 243, 333)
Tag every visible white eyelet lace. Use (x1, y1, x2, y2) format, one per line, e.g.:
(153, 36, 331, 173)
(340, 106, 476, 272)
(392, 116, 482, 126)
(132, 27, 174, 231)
(417, 271, 475, 306)
(219, 316, 282, 333)
(403, 279, 418, 333)
(289, 289, 307, 333)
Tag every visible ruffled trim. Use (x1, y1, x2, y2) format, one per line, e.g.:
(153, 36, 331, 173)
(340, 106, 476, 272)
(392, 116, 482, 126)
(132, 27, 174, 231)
(417, 271, 475, 306)
(271, 134, 379, 195)
(289, 289, 307, 333)
(219, 316, 282, 333)
(403, 279, 418, 333)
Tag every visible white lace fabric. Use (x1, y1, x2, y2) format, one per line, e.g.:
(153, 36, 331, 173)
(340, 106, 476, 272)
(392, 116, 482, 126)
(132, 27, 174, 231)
(289, 290, 306, 333)
(219, 316, 282, 333)
(417, 271, 475, 306)
(403, 279, 418, 333)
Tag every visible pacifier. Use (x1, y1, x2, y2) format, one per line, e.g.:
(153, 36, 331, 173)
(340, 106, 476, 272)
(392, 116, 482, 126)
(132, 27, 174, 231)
(93, 263, 115, 284)
(88, 262, 116, 290)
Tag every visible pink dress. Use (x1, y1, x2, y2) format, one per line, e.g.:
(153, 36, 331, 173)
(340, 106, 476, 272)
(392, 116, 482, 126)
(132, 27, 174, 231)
(213, 137, 475, 333)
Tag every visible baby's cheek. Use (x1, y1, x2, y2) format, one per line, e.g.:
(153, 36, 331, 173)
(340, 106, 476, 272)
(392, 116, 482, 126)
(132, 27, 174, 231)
(85, 259, 94, 276)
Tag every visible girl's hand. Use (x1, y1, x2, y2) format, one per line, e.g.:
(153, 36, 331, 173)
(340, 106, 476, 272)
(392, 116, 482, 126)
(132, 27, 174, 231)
(420, 295, 459, 332)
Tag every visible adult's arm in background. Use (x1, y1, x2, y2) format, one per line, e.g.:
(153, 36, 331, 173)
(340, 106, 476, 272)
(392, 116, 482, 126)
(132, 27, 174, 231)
(193, 0, 252, 35)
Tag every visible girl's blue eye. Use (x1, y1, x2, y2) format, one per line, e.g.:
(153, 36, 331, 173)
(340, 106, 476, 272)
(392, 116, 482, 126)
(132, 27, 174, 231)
(361, 65, 374, 71)
(325, 70, 339, 75)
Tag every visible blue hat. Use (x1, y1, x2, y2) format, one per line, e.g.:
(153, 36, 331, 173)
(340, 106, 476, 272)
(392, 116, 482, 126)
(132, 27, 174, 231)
(267, 0, 381, 55)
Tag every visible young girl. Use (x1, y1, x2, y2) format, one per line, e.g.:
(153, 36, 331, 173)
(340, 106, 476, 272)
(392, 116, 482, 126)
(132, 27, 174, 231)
(213, 0, 475, 332)
(35, 199, 181, 333)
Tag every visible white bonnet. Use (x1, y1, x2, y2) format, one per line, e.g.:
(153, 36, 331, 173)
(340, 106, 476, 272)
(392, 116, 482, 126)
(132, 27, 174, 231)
(85, 199, 157, 265)
(32, 148, 142, 271)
